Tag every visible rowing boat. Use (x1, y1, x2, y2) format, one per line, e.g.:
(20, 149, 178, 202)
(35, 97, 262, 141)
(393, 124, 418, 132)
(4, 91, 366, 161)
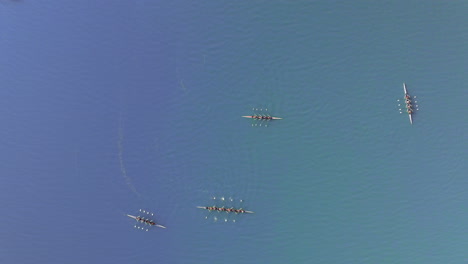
(127, 214, 166, 229)
(242, 116, 282, 120)
(197, 206, 254, 214)
(127, 210, 166, 230)
(403, 83, 413, 125)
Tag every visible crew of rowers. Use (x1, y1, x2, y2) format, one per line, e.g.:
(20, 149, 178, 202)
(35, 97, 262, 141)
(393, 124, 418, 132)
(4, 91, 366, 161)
(135, 216, 156, 225)
(252, 115, 274, 120)
(204, 206, 247, 214)
(405, 94, 413, 114)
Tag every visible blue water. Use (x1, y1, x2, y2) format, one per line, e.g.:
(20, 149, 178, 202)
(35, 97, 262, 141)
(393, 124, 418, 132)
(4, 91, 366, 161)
(1, 1, 467, 263)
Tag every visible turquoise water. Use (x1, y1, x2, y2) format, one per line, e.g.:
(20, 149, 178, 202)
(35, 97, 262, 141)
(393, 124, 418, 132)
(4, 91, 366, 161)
(1, 1, 467, 263)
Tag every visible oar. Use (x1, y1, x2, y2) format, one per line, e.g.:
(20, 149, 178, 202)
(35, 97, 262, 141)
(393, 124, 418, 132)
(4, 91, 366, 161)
(255, 108, 263, 126)
(257, 109, 267, 126)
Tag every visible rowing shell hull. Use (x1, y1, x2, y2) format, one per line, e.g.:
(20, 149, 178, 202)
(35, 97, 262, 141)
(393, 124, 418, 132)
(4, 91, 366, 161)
(403, 83, 413, 125)
(127, 214, 166, 228)
(127, 214, 138, 220)
(197, 206, 254, 214)
(242, 116, 282, 120)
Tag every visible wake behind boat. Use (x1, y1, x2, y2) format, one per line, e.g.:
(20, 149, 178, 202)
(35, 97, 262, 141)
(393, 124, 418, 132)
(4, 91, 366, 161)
(197, 206, 254, 214)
